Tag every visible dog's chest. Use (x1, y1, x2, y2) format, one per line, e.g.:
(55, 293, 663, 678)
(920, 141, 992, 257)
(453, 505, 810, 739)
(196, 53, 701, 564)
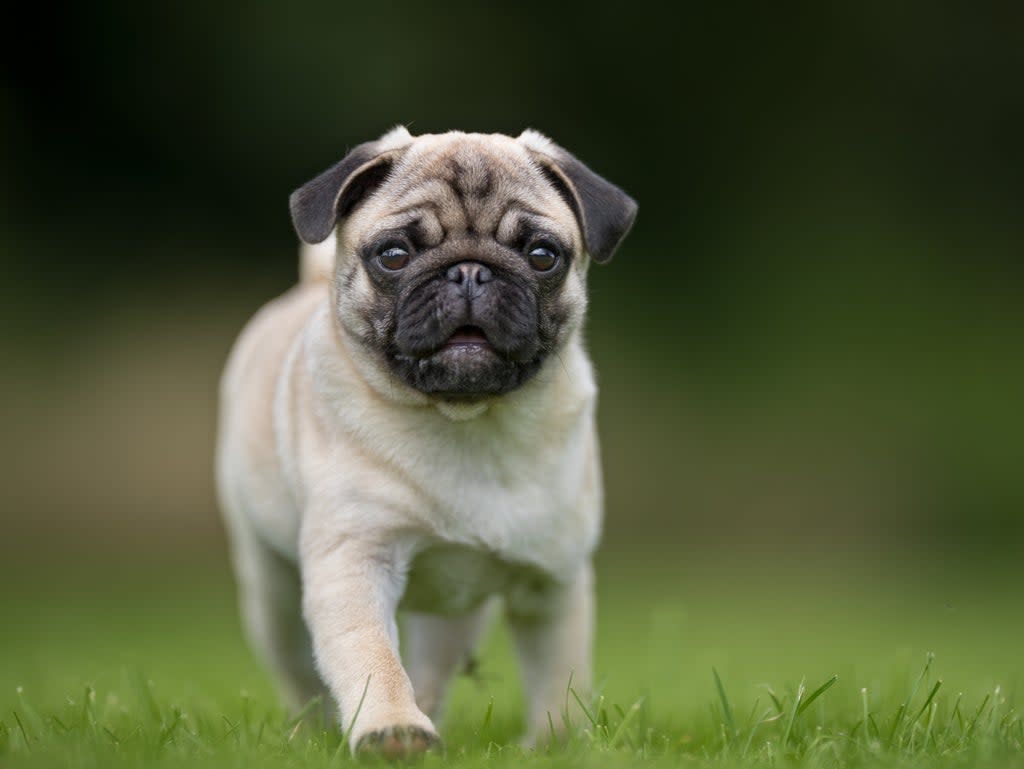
(400, 542, 555, 617)
(400, 414, 599, 579)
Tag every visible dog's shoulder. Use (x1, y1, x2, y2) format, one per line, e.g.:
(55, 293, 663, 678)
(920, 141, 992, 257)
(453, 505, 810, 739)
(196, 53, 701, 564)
(220, 282, 328, 405)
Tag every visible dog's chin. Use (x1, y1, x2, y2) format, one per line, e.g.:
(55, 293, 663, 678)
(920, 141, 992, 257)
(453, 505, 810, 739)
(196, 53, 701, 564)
(389, 334, 544, 401)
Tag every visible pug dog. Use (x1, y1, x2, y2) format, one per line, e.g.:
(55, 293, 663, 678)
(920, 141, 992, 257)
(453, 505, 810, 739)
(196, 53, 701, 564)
(216, 127, 636, 757)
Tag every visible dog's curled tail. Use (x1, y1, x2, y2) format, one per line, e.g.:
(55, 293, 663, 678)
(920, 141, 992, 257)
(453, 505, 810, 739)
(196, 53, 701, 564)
(299, 233, 336, 283)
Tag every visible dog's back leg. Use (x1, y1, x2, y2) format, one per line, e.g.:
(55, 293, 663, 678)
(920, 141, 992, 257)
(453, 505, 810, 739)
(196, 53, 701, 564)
(507, 561, 593, 745)
(401, 602, 495, 724)
(231, 525, 331, 721)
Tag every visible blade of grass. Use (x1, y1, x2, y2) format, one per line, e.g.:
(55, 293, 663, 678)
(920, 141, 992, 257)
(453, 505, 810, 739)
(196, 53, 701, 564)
(158, 708, 182, 745)
(860, 688, 871, 749)
(335, 674, 370, 757)
(965, 693, 991, 742)
(562, 671, 577, 734)
(219, 715, 241, 745)
(743, 698, 761, 733)
(940, 692, 962, 750)
(760, 684, 785, 716)
(887, 703, 906, 748)
(712, 668, 736, 737)
(82, 686, 97, 736)
(868, 714, 880, 741)
(607, 698, 644, 749)
(479, 698, 494, 736)
(286, 695, 324, 730)
(596, 695, 610, 740)
(905, 679, 943, 737)
(891, 653, 934, 747)
(569, 685, 597, 728)
(11, 710, 31, 752)
(987, 685, 1003, 732)
(797, 675, 838, 716)
(133, 672, 162, 724)
(741, 708, 777, 758)
(922, 700, 938, 750)
(780, 679, 806, 747)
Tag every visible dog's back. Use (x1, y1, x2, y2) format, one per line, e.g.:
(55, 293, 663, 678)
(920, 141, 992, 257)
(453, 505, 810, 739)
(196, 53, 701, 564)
(216, 251, 327, 556)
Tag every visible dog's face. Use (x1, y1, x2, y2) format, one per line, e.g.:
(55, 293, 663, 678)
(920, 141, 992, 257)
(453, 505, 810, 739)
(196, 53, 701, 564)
(290, 128, 636, 401)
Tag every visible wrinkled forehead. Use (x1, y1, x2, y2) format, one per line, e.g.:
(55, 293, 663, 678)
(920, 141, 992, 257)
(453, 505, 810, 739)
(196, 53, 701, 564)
(352, 134, 578, 247)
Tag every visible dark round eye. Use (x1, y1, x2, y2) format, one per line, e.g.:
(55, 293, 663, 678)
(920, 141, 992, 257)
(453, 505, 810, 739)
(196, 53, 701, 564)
(377, 245, 410, 271)
(527, 244, 560, 272)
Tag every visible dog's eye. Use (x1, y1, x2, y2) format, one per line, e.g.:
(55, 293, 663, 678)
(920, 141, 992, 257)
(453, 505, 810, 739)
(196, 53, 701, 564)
(527, 244, 560, 272)
(377, 245, 411, 271)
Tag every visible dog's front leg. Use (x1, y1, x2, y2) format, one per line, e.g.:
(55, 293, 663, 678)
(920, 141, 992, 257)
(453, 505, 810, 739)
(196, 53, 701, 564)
(299, 521, 437, 757)
(508, 561, 594, 745)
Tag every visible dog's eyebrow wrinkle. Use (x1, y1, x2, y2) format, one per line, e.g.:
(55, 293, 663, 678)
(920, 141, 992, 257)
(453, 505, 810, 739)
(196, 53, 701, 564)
(444, 157, 500, 235)
(385, 203, 441, 221)
(448, 159, 495, 198)
(368, 206, 445, 245)
(497, 207, 546, 242)
(496, 207, 576, 250)
(514, 205, 555, 221)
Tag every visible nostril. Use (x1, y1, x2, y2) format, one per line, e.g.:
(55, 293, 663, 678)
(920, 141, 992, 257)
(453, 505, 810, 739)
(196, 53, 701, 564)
(446, 262, 492, 286)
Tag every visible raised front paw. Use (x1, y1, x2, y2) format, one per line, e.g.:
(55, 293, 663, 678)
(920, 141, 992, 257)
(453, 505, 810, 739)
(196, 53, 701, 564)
(355, 725, 442, 759)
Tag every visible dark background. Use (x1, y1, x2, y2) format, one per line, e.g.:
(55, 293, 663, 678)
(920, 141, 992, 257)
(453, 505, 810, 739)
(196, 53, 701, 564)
(2, 1, 1022, 566)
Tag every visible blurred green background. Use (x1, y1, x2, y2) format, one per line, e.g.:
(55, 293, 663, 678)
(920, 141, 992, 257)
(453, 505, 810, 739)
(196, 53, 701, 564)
(1, 7, 1023, 768)
(2, 2, 1021, 567)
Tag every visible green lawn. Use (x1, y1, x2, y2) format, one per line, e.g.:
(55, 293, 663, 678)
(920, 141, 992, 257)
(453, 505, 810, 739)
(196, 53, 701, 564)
(1, 554, 1021, 768)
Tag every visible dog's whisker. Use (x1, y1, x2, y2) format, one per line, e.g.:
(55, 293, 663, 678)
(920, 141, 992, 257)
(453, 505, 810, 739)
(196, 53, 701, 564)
(554, 350, 572, 383)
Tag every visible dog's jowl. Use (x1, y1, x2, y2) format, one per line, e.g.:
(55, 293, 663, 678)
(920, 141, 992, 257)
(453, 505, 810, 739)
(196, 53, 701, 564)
(216, 127, 636, 757)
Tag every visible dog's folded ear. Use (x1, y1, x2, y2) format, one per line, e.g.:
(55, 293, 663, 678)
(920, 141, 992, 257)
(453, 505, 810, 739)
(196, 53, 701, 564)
(519, 130, 638, 264)
(290, 126, 414, 244)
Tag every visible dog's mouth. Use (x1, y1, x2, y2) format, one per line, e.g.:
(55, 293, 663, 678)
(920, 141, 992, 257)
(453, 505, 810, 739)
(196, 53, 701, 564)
(442, 325, 494, 352)
(387, 311, 546, 399)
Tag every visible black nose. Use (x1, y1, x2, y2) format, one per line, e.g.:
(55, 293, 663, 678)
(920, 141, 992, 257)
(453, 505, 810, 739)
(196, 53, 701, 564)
(446, 262, 493, 286)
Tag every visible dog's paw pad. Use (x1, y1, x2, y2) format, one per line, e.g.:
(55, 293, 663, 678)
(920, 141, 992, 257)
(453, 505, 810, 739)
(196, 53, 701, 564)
(356, 725, 442, 759)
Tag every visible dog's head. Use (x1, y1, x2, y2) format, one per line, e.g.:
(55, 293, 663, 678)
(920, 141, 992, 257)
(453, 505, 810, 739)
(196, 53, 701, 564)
(290, 127, 636, 402)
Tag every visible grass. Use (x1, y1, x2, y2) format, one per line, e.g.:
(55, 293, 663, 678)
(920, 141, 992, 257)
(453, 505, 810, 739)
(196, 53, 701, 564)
(1, 553, 1022, 768)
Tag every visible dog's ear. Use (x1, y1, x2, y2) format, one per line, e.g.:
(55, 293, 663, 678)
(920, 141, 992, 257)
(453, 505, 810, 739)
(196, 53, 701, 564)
(289, 126, 414, 244)
(519, 129, 637, 264)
